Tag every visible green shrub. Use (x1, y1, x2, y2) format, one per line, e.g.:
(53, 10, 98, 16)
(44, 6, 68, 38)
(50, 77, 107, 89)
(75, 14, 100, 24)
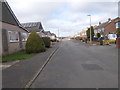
(42, 37, 51, 48)
(82, 39, 85, 42)
(87, 38, 90, 41)
(97, 33, 101, 38)
(26, 31, 46, 53)
(85, 38, 87, 43)
(116, 28, 120, 37)
(79, 38, 82, 40)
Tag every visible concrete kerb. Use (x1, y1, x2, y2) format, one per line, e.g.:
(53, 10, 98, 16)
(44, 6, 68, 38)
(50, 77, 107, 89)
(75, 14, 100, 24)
(25, 45, 60, 88)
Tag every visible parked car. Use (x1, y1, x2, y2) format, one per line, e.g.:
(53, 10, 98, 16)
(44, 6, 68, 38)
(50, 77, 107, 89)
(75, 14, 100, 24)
(107, 34, 117, 43)
(92, 37, 98, 42)
(98, 37, 109, 45)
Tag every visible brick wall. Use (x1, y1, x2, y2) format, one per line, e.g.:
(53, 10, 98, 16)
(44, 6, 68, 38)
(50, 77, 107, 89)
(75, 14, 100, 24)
(104, 21, 116, 35)
(104, 18, 120, 35)
(8, 42, 22, 54)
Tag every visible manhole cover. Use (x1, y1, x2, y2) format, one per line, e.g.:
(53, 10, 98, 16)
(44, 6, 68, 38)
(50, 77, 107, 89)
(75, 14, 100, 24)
(81, 64, 103, 71)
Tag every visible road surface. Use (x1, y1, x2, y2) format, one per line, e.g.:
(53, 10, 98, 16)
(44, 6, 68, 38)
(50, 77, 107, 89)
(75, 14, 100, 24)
(31, 39, 118, 88)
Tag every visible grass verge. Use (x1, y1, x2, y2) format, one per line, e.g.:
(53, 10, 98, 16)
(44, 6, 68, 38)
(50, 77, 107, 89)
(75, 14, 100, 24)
(2, 51, 36, 62)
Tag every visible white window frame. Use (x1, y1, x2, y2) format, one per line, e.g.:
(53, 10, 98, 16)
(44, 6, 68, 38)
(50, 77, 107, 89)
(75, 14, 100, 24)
(8, 31, 20, 42)
(116, 22, 120, 28)
(21, 32, 28, 41)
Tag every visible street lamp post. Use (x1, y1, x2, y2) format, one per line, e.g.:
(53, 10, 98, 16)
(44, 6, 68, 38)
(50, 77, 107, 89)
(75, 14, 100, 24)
(87, 15, 92, 44)
(58, 28, 59, 38)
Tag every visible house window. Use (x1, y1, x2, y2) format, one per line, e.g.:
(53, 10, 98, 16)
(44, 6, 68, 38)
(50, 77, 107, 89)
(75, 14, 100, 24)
(21, 32, 28, 41)
(8, 31, 19, 42)
(116, 21, 120, 28)
(101, 28, 104, 32)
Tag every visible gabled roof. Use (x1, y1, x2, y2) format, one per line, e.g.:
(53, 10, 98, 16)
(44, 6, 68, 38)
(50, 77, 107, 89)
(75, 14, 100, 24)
(21, 22, 44, 32)
(51, 33, 56, 37)
(113, 17, 120, 23)
(43, 31, 51, 35)
(97, 17, 120, 29)
(98, 21, 109, 29)
(0, 0, 28, 32)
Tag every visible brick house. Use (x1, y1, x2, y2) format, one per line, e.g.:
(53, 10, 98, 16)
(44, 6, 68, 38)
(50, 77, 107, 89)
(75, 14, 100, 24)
(21, 22, 46, 37)
(94, 17, 120, 37)
(0, 1, 29, 56)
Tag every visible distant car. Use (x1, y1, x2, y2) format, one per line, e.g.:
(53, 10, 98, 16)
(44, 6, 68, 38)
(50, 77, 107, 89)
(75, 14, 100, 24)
(98, 37, 109, 45)
(92, 37, 98, 42)
(107, 34, 117, 43)
(98, 37, 108, 40)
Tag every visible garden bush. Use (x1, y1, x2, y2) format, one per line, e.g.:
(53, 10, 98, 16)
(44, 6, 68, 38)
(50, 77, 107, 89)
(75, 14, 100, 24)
(42, 37, 51, 48)
(26, 31, 46, 53)
(97, 33, 101, 38)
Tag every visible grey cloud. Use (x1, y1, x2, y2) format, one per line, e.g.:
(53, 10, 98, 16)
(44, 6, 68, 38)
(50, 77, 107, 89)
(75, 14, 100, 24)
(7, 0, 118, 37)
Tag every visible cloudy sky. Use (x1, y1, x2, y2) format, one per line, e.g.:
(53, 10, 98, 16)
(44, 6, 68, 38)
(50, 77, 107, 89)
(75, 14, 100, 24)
(7, 0, 119, 37)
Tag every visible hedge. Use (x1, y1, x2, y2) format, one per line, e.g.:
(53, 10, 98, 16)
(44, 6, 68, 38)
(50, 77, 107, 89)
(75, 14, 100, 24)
(42, 37, 51, 48)
(26, 31, 46, 53)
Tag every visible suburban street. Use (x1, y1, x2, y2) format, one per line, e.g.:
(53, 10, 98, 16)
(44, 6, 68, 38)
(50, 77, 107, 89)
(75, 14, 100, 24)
(31, 39, 118, 88)
(1, 1, 120, 89)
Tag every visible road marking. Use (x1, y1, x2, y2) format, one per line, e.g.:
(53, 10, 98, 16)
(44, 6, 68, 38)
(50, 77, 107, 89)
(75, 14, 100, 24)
(25, 46, 60, 88)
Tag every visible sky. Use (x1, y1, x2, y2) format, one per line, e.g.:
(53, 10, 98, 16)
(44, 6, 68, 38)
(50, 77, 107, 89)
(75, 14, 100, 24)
(7, 0, 119, 37)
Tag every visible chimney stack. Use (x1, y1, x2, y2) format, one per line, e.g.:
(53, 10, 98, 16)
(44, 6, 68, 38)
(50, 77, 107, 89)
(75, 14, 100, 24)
(108, 18, 111, 22)
(99, 22, 101, 25)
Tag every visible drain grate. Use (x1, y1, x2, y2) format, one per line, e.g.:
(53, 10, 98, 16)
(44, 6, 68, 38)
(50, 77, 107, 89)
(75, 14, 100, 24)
(81, 64, 103, 71)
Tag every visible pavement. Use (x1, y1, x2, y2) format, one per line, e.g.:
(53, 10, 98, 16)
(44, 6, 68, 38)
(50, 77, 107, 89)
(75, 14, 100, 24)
(30, 39, 118, 88)
(0, 61, 20, 70)
(2, 42, 60, 88)
(1, 42, 58, 70)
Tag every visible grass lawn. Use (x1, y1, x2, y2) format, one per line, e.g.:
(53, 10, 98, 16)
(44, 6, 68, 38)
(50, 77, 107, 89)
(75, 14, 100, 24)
(2, 51, 36, 62)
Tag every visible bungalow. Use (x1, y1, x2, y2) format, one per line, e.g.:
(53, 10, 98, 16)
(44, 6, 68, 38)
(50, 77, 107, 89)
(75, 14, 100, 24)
(51, 33, 56, 39)
(44, 31, 52, 37)
(50, 33, 57, 41)
(0, 1, 29, 56)
(21, 22, 46, 37)
(94, 17, 120, 37)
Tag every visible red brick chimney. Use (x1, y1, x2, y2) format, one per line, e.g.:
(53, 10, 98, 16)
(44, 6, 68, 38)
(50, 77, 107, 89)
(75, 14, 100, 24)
(108, 18, 111, 21)
(99, 22, 101, 25)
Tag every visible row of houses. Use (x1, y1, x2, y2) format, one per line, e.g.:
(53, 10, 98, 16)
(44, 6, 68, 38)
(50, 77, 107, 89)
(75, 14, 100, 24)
(0, 1, 56, 56)
(94, 17, 120, 37)
(21, 22, 56, 39)
(78, 17, 120, 38)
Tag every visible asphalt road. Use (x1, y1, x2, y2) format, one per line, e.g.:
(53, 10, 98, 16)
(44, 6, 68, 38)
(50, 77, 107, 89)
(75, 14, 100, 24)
(31, 39, 118, 88)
